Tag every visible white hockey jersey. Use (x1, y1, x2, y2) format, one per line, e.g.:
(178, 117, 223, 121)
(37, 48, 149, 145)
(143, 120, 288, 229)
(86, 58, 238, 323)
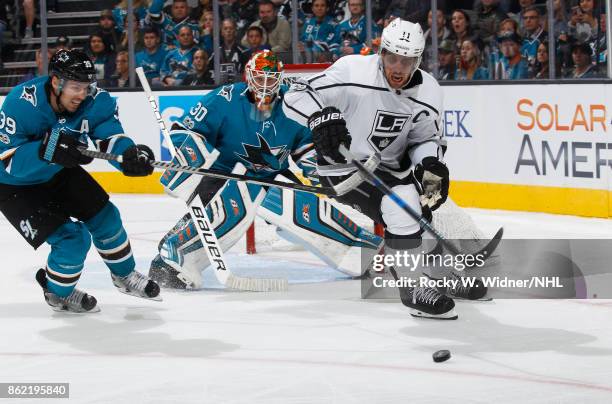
(282, 54, 445, 177)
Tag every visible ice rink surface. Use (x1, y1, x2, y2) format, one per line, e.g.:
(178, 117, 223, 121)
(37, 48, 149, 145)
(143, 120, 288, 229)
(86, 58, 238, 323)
(1, 195, 612, 403)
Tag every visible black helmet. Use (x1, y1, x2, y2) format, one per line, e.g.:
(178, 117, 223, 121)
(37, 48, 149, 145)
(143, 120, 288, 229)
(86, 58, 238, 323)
(49, 49, 96, 83)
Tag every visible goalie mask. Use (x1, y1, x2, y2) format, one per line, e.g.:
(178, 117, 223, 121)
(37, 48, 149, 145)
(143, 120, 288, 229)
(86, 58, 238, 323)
(379, 18, 425, 88)
(245, 50, 284, 111)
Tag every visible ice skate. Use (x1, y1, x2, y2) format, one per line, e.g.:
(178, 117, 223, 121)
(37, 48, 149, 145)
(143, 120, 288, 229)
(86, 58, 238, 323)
(111, 270, 162, 301)
(149, 254, 197, 289)
(399, 284, 458, 320)
(35, 268, 100, 313)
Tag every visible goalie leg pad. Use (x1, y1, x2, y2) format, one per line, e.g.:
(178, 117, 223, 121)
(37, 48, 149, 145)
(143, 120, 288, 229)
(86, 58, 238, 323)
(152, 164, 266, 289)
(259, 181, 382, 277)
(160, 131, 220, 201)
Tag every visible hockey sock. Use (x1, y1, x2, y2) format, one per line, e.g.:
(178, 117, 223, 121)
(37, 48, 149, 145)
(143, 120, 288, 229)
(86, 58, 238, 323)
(46, 221, 91, 297)
(85, 202, 135, 277)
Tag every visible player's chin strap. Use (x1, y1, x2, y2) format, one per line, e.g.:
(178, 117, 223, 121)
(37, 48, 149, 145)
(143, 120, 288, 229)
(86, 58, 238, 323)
(338, 144, 504, 265)
(79, 147, 381, 198)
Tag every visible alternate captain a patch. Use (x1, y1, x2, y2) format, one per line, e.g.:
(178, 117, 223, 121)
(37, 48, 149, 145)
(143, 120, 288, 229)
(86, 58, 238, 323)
(20, 85, 37, 107)
(367, 110, 410, 152)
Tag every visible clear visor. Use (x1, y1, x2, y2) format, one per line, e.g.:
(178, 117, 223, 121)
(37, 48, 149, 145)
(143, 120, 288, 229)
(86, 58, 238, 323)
(381, 49, 420, 75)
(61, 79, 97, 97)
(246, 69, 283, 107)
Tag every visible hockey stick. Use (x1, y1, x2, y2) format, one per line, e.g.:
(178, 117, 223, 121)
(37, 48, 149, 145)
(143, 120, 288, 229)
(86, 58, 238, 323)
(136, 67, 286, 292)
(338, 145, 503, 263)
(79, 148, 379, 197)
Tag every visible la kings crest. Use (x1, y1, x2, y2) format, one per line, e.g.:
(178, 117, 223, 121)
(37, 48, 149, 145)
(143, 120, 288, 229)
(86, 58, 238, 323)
(367, 110, 410, 152)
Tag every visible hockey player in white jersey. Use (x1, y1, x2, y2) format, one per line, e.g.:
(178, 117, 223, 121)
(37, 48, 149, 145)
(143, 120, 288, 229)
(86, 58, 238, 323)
(284, 19, 486, 320)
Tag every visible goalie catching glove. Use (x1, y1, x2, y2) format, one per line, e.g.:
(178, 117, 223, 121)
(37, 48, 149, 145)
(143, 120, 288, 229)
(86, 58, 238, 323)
(121, 144, 155, 177)
(414, 156, 449, 211)
(308, 106, 351, 164)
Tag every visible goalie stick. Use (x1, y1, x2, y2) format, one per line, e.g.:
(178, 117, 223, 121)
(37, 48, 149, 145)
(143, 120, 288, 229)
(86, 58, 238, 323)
(338, 145, 503, 266)
(135, 67, 287, 292)
(79, 148, 380, 197)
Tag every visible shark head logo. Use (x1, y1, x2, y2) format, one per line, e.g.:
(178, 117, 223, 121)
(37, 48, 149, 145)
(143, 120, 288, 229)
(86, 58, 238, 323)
(20, 85, 37, 107)
(235, 121, 289, 173)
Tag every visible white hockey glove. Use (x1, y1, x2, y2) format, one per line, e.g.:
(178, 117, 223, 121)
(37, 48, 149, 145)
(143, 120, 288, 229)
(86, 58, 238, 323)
(414, 157, 449, 212)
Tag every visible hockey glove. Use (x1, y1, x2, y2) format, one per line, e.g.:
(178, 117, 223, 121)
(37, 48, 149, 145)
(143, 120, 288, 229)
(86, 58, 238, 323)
(414, 157, 449, 212)
(121, 144, 155, 177)
(39, 129, 93, 168)
(308, 107, 351, 164)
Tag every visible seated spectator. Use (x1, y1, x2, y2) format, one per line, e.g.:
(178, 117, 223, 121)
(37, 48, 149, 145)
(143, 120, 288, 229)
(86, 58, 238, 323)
(531, 41, 561, 79)
(97, 9, 120, 53)
(244, 26, 271, 60)
(199, 10, 214, 54)
(565, 41, 601, 78)
(20, 48, 54, 83)
(498, 17, 519, 35)
(136, 26, 168, 85)
(475, 0, 508, 45)
(596, 13, 607, 65)
(113, 0, 149, 35)
(118, 11, 145, 52)
(108, 51, 130, 88)
(422, 9, 452, 72)
(487, 17, 518, 76)
(148, 0, 201, 48)
(241, 0, 291, 53)
(511, 0, 536, 34)
(456, 38, 489, 80)
(568, 0, 599, 45)
(437, 39, 457, 80)
(335, 0, 380, 58)
(520, 6, 547, 67)
(450, 9, 477, 51)
(55, 35, 72, 51)
(160, 25, 199, 86)
(495, 32, 529, 79)
(85, 32, 116, 85)
(299, 0, 338, 63)
(210, 18, 248, 83)
(384, 0, 430, 28)
(182, 49, 215, 85)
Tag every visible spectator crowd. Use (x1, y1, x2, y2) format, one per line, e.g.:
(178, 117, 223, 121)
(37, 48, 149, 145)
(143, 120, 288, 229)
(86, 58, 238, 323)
(12, 0, 611, 87)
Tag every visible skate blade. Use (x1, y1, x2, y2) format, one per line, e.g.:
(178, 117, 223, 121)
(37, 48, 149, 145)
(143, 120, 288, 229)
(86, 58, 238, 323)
(409, 308, 458, 320)
(454, 296, 493, 302)
(116, 288, 163, 302)
(50, 305, 101, 314)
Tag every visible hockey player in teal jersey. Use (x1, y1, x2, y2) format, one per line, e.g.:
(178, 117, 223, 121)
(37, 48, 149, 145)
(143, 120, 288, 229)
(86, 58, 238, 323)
(149, 50, 382, 289)
(0, 49, 161, 313)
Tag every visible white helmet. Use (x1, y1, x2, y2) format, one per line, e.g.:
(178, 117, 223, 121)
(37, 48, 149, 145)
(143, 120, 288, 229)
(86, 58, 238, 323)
(380, 18, 425, 58)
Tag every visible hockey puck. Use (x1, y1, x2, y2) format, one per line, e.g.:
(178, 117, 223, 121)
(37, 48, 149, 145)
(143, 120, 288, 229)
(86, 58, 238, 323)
(432, 350, 451, 363)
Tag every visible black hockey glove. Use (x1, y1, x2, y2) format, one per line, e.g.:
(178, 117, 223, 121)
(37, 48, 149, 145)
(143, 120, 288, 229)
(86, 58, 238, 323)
(121, 144, 155, 177)
(308, 107, 351, 164)
(39, 129, 93, 168)
(414, 157, 449, 212)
